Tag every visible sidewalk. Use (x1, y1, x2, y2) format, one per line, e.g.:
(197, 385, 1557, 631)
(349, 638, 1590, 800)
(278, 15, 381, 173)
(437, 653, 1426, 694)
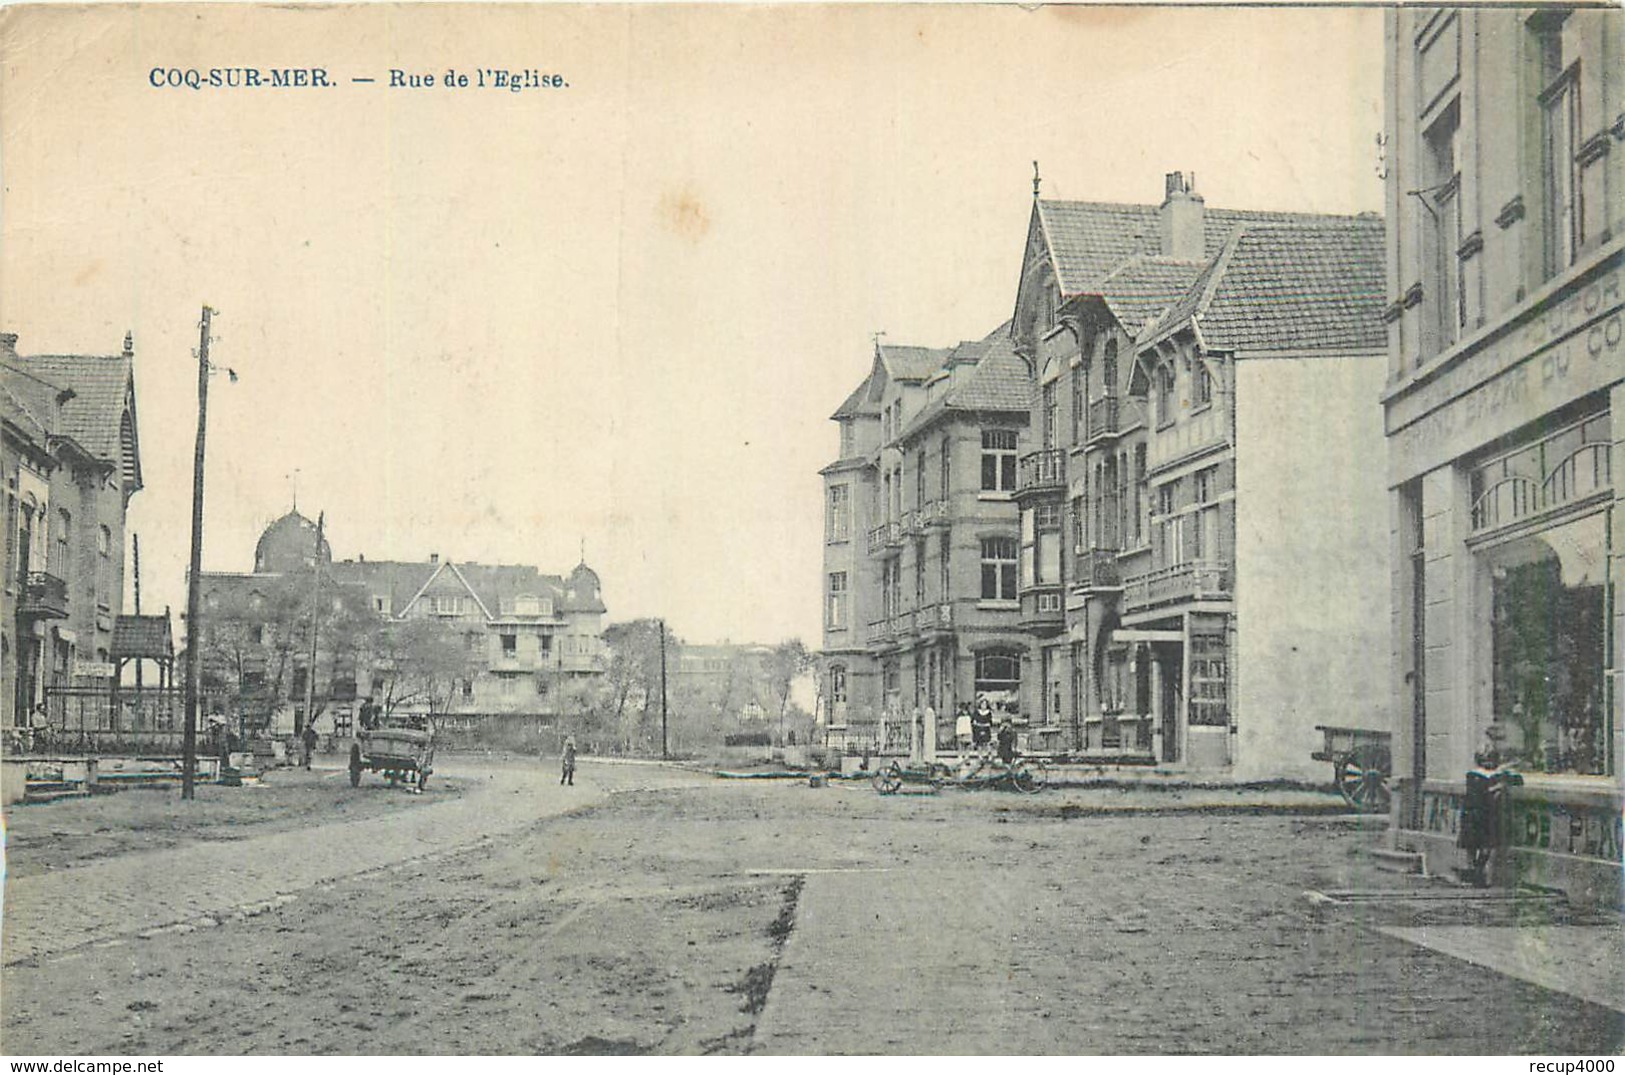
(1378, 923, 1625, 1013)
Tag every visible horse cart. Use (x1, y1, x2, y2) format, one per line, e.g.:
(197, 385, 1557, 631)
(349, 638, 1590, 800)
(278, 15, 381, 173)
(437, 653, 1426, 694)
(348, 722, 435, 791)
(1312, 725, 1392, 813)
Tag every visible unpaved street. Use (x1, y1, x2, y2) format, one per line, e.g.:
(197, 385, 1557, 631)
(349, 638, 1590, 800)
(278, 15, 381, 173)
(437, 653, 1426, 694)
(3, 758, 1621, 1055)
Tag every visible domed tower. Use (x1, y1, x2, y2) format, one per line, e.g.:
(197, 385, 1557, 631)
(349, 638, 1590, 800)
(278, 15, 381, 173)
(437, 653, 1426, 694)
(253, 510, 332, 574)
(564, 561, 605, 613)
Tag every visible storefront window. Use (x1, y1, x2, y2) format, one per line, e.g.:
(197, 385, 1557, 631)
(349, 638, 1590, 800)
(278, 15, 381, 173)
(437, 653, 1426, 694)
(1189, 632, 1230, 727)
(1489, 511, 1610, 775)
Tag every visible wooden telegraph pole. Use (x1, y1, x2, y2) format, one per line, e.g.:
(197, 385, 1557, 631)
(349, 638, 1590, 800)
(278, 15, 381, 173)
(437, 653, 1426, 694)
(659, 619, 669, 760)
(181, 306, 216, 800)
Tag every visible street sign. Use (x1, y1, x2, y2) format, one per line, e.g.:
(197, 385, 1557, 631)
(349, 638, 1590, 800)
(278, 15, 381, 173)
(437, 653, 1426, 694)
(74, 661, 116, 678)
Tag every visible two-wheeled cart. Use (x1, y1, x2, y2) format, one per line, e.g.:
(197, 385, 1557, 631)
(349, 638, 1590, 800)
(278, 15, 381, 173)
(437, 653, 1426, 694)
(349, 723, 435, 792)
(1312, 725, 1392, 812)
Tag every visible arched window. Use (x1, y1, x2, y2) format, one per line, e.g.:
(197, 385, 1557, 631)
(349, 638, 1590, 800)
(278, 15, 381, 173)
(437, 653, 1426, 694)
(974, 650, 1021, 709)
(980, 536, 1017, 601)
(1103, 339, 1119, 394)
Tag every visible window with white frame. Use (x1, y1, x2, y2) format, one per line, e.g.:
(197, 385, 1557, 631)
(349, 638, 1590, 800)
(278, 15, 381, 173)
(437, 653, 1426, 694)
(827, 571, 848, 629)
(980, 536, 1018, 601)
(1533, 12, 1583, 278)
(981, 430, 1017, 493)
(827, 484, 850, 542)
(829, 664, 847, 706)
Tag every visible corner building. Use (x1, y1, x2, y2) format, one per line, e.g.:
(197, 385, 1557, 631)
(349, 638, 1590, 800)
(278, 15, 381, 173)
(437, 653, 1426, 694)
(1382, 7, 1623, 905)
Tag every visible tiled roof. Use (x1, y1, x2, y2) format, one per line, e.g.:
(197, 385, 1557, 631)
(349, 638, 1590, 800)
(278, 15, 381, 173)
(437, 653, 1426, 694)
(877, 344, 951, 382)
(1140, 217, 1387, 353)
(112, 614, 173, 659)
(1094, 257, 1209, 336)
(1036, 199, 1373, 297)
(830, 370, 880, 420)
(949, 331, 1032, 412)
(899, 322, 1030, 440)
(1, 360, 60, 442)
(15, 353, 133, 463)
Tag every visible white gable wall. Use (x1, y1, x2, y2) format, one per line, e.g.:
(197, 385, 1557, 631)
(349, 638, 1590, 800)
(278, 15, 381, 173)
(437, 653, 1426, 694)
(1232, 352, 1392, 781)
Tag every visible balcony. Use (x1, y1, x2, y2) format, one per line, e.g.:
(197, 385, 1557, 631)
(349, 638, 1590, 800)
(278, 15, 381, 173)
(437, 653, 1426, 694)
(1086, 396, 1120, 444)
(1123, 560, 1232, 611)
(866, 619, 893, 645)
(918, 499, 951, 527)
(867, 521, 903, 555)
(1073, 547, 1123, 591)
(1017, 449, 1065, 495)
(20, 571, 69, 619)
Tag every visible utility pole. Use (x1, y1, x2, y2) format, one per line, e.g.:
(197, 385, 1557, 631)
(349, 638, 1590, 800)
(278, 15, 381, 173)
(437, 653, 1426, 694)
(132, 534, 143, 693)
(181, 306, 215, 800)
(302, 511, 325, 743)
(659, 619, 668, 760)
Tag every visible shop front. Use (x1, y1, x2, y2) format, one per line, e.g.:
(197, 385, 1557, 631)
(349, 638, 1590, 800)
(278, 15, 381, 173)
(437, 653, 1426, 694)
(1385, 253, 1623, 908)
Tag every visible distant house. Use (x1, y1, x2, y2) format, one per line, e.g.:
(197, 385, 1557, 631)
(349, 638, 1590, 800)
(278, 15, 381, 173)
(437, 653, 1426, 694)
(196, 510, 608, 739)
(2, 331, 144, 730)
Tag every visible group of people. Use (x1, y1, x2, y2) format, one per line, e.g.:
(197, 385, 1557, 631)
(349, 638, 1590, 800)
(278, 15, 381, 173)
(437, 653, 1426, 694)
(952, 696, 1019, 763)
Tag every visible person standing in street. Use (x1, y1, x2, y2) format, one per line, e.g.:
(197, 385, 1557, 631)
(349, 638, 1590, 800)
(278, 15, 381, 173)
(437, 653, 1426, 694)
(301, 721, 318, 770)
(561, 735, 577, 786)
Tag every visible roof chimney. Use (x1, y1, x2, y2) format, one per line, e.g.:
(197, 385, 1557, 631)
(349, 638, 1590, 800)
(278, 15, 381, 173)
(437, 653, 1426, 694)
(1160, 171, 1206, 261)
(122, 331, 134, 358)
(0, 332, 17, 359)
(430, 553, 439, 565)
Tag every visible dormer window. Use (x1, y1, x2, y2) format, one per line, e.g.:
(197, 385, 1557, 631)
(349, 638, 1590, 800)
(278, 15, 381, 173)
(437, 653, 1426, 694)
(515, 594, 541, 616)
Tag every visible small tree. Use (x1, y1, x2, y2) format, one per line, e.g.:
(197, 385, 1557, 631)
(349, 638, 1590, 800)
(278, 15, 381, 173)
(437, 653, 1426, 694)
(602, 618, 672, 754)
(373, 617, 479, 723)
(767, 639, 814, 746)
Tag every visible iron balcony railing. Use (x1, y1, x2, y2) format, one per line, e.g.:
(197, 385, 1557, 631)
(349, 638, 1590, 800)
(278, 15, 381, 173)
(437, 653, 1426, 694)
(1073, 547, 1122, 590)
(21, 571, 69, 619)
(1087, 396, 1120, 443)
(867, 521, 903, 555)
(1122, 560, 1231, 610)
(1018, 449, 1065, 493)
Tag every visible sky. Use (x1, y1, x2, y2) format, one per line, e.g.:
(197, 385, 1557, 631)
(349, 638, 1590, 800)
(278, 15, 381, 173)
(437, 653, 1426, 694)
(0, 4, 1384, 646)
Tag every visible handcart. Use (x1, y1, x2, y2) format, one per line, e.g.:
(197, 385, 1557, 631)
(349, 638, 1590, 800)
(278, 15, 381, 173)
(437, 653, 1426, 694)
(1312, 725, 1392, 812)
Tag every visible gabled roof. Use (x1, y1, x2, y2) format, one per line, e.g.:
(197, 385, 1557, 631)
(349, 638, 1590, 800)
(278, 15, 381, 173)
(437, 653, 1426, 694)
(1034, 198, 1374, 298)
(1138, 216, 1387, 354)
(1092, 256, 1209, 337)
(17, 353, 138, 469)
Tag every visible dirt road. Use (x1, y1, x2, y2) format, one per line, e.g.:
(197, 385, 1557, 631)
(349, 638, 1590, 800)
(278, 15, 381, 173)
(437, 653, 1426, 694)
(4, 760, 1620, 1055)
